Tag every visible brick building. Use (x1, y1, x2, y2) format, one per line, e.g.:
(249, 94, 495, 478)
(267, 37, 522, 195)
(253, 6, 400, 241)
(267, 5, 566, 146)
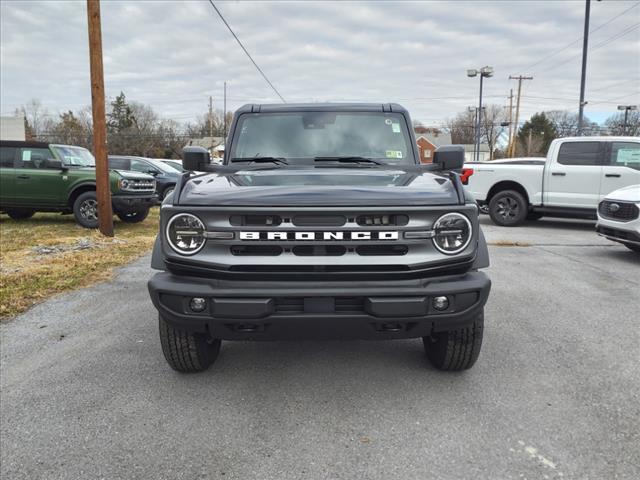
(414, 130, 452, 163)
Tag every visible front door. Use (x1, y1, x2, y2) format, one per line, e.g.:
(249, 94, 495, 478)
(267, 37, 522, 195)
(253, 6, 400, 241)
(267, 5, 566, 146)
(14, 146, 67, 207)
(544, 140, 604, 209)
(0, 145, 17, 207)
(600, 141, 640, 199)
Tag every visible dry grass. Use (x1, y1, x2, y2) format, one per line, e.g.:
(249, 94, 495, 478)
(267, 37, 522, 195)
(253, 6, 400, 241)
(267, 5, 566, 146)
(488, 240, 532, 247)
(0, 208, 159, 320)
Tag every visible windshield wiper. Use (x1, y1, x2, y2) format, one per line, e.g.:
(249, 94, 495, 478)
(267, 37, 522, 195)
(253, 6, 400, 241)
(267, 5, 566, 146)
(230, 157, 288, 165)
(314, 156, 382, 165)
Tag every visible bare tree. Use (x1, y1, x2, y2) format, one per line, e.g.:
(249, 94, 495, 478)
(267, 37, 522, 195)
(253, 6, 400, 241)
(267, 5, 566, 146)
(16, 98, 51, 138)
(480, 104, 507, 160)
(544, 110, 597, 137)
(605, 110, 640, 136)
(444, 109, 476, 144)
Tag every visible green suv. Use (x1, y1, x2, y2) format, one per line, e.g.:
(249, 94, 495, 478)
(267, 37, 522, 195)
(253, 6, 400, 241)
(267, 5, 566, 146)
(0, 141, 157, 228)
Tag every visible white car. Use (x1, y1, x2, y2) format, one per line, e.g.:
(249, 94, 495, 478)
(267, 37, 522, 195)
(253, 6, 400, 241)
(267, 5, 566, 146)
(463, 137, 640, 226)
(596, 184, 640, 253)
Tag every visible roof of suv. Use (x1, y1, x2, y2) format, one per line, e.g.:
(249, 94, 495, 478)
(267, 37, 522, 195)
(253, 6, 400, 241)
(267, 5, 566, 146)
(236, 103, 409, 114)
(0, 140, 50, 148)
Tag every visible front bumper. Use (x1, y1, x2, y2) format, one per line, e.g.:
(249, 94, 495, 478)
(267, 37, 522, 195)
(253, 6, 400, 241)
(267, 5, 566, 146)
(147, 271, 491, 340)
(112, 194, 157, 212)
(596, 214, 640, 247)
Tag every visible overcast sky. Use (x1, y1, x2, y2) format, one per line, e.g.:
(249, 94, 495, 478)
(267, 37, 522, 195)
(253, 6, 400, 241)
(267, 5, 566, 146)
(1, 0, 639, 128)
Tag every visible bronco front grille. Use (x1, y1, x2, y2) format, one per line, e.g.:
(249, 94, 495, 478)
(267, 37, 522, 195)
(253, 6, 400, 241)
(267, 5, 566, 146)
(599, 201, 639, 222)
(162, 205, 478, 281)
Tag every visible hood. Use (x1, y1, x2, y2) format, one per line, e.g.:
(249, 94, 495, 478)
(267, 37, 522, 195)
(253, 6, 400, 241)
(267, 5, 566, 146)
(111, 169, 156, 180)
(604, 184, 640, 202)
(178, 167, 459, 206)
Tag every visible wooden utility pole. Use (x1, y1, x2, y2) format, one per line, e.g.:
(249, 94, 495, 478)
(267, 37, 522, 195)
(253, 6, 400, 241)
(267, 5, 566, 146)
(87, 0, 113, 236)
(508, 75, 533, 157)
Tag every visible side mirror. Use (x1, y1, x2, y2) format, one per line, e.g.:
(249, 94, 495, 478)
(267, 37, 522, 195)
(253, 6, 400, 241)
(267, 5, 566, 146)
(433, 145, 465, 171)
(147, 168, 160, 176)
(45, 158, 67, 170)
(182, 146, 211, 171)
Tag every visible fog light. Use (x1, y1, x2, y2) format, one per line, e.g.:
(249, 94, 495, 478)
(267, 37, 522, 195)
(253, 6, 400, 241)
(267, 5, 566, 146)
(433, 296, 449, 311)
(189, 297, 207, 313)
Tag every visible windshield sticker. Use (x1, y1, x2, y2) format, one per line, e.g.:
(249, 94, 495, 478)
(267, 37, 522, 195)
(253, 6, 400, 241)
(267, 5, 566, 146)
(386, 150, 403, 159)
(391, 123, 401, 133)
(384, 119, 392, 125)
(22, 151, 32, 161)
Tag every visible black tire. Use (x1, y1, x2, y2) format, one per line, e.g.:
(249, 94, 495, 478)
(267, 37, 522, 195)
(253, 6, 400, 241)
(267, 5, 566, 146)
(526, 212, 544, 221)
(625, 243, 640, 253)
(116, 208, 149, 223)
(423, 311, 484, 371)
(162, 185, 175, 200)
(489, 190, 528, 227)
(73, 191, 99, 228)
(5, 209, 35, 220)
(159, 315, 221, 373)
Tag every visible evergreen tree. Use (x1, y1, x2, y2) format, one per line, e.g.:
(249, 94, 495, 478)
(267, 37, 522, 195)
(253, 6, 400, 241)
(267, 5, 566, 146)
(107, 92, 135, 133)
(517, 113, 557, 156)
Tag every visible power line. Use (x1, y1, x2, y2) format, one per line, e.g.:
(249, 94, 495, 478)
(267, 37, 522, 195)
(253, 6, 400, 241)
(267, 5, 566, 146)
(590, 91, 640, 105)
(587, 78, 640, 92)
(590, 23, 640, 52)
(519, 2, 640, 72)
(538, 22, 640, 74)
(207, 0, 286, 103)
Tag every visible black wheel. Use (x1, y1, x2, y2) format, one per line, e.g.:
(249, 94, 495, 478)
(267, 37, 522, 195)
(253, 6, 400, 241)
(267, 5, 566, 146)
(625, 243, 640, 253)
(526, 212, 544, 221)
(423, 311, 484, 371)
(5, 209, 35, 220)
(73, 191, 99, 228)
(159, 315, 221, 373)
(116, 208, 149, 223)
(489, 190, 528, 227)
(162, 185, 175, 200)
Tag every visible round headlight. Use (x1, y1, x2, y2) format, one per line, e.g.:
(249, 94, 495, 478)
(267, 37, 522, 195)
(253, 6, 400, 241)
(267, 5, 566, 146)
(120, 179, 130, 189)
(166, 213, 206, 255)
(432, 213, 472, 255)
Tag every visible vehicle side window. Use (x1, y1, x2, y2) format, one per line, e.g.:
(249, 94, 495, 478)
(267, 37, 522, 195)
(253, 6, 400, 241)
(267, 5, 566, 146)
(557, 142, 602, 166)
(18, 147, 54, 169)
(0, 146, 17, 167)
(609, 142, 640, 171)
(130, 159, 151, 173)
(109, 157, 130, 170)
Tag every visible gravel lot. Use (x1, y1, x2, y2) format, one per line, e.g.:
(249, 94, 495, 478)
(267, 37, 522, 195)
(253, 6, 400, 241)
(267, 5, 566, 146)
(1, 216, 639, 480)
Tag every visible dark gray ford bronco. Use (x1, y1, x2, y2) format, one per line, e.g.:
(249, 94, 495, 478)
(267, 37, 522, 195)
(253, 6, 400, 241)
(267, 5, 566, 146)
(148, 103, 491, 372)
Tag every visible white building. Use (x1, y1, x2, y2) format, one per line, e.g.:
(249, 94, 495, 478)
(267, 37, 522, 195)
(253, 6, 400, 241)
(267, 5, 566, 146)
(0, 115, 26, 141)
(460, 143, 491, 162)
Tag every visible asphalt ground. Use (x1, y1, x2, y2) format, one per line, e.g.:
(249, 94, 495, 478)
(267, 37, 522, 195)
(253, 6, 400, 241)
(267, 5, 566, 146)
(1, 216, 639, 480)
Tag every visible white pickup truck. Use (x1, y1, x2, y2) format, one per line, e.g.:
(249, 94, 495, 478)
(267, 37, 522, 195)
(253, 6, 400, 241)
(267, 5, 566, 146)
(463, 136, 640, 226)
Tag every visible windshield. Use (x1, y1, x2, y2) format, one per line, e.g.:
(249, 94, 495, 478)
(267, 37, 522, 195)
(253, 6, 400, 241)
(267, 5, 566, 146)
(52, 145, 95, 167)
(161, 160, 185, 172)
(230, 112, 414, 165)
(147, 158, 180, 174)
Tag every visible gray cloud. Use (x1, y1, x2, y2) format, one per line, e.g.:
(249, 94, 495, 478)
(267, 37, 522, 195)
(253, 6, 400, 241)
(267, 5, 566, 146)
(1, 0, 638, 127)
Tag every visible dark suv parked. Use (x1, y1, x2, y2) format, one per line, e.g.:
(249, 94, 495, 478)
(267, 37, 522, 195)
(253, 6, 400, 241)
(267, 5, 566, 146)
(109, 156, 182, 200)
(0, 141, 156, 228)
(148, 103, 491, 373)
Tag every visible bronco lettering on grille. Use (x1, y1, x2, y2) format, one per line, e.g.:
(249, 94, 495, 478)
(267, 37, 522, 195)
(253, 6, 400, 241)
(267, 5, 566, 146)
(239, 231, 399, 241)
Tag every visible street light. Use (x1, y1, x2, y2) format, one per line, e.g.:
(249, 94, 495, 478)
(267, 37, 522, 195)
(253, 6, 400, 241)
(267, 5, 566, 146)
(467, 66, 493, 162)
(617, 105, 638, 135)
